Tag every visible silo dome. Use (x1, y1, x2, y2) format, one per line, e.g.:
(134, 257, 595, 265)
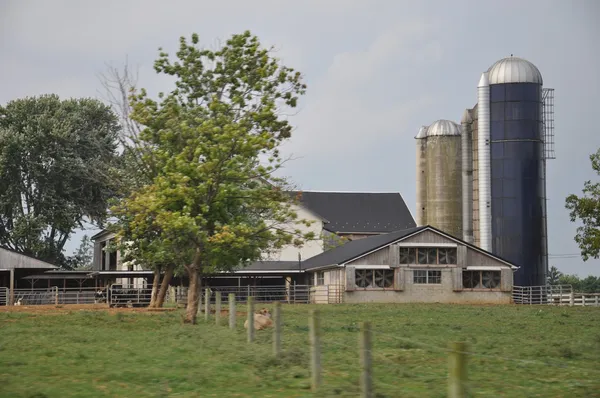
(415, 125, 428, 139)
(426, 119, 461, 137)
(487, 56, 543, 85)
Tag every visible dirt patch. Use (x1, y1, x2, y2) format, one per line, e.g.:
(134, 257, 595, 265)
(0, 304, 177, 315)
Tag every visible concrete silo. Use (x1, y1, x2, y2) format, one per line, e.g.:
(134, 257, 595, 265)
(473, 55, 554, 286)
(415, 126, 428, 227)
(415, 120, 463, 239)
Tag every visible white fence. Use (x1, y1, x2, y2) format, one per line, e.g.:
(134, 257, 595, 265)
(0, 287, 7, 306)
(513, 284, 600, 306)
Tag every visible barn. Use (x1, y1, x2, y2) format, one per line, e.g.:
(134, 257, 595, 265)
(303, 225, 517, 304)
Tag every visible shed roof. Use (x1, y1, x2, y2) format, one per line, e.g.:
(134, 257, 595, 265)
(0, 247, 59, 270)
(302, 227, 425, 270)
(292, 191, 416, 234)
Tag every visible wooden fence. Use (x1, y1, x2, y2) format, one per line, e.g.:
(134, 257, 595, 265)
(203, 295, 471, 397)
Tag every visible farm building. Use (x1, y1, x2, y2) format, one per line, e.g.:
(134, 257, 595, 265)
(88, 191, 417, 289)
(4, 191, 520, 306)
(304, 225, 516, 304)
(0, 247, 59, 305)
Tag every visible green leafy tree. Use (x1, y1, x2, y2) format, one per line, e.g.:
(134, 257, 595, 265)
(0, 95, 121, 267)
(547, 265, 563, 285)
(111, 31, 314, 323)
(566, 148, 600, 261)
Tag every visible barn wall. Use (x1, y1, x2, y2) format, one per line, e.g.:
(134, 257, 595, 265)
(344, 267, 511, 304)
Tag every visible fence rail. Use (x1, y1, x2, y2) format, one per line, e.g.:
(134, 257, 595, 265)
(3, 285, 338, 307)
(196, 285, 343, 306)
(513, 284, 600, 306)
(0, 287, 7, 306)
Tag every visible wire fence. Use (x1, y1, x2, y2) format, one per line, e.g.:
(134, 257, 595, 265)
(2, 285, 344, 308)
(201, 296, 600, 397)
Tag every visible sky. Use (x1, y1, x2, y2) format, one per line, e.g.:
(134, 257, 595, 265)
(1, 0, 599, 277)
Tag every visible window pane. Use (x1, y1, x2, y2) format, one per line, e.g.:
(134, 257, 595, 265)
(399, 248, 411, 264)
(417, 248, 428, 264)
(482, 271, 501, 288)
(447, 248, 457, 264)
(374, 270, 394, 288)
(428, 270, 442, 284)
(413, 270, 427, 284)
(355, 269, 373, 288)
(427, 248, 438, 264)
(463, 271, 480, 288)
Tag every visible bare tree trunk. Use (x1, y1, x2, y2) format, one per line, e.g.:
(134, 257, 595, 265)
(185, 267, 200, 324)
(148, 266, 161, 308)
(155, 265, 175, 308)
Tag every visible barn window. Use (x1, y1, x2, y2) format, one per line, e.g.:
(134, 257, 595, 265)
(374, 270, 394, 288)
(399, 248, 416, 264)
(413, 269, 442, 284)
(438, 248, 458, 264)
(463, 270, 501, 289)
(411, 247, 457, 265)
(354, 269, 394, 289)
(316, 271, 325, 286)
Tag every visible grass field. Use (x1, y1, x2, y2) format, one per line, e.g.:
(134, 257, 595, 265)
(1, 303, 599, 397)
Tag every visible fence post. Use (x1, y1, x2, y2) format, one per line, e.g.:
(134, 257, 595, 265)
(204, 288, 210, 322)
(448, 342, 468, 398)
(9, 268, 14, 306)
(309, 309, 322, 391)
(273, 301, 282, 358)
(582, 295, 586, 307)
(54, 286, 59, 305)
(247, 296, 255, 343)
(359, 322, 373, 398)
(229, 293, 236, 330)
(569, 292, 574, 307)
(215, 291, 222, 326)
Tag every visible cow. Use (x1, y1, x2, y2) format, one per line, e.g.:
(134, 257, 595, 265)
(244, 307, 273, 331)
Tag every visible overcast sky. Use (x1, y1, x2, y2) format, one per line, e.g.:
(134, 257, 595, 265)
(1, 0, 599, 277)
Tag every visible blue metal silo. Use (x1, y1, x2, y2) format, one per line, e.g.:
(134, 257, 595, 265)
(477, 56, 548, 286)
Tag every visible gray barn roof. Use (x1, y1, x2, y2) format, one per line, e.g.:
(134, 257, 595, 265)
(301, 225, 518, 271)
(232, 260, 302, 273)
(292, 191, 416, 234)
(302, 227, 425, 270)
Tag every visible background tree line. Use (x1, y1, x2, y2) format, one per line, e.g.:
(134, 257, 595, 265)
(547, 266, 600, 293)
